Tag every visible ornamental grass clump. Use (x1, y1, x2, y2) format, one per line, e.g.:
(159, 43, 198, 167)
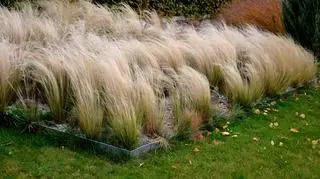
(0, 0, 317, 149)
(0, 41, 22, 113)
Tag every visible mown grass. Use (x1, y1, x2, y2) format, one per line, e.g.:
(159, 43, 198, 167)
(1, 85, 319, 178)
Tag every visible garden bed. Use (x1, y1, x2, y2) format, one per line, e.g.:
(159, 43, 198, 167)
(0, 0, 317, 158)
(40, 123, 163, 157)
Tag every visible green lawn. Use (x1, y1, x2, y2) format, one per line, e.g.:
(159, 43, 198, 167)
(1, 86, 320, 178)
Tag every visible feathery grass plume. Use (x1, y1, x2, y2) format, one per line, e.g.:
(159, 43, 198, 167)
(76, 0, 115, 35)
(132, 67, 165, 136)
(172, 66, 212, 138)
(0, 40, 22, 112)
(0, 7, 26, 44)
(179, 25, 236, 87)
(119, 39, 160, 70)
(223, 64, 264, 106)
(97, 59, 139, 149)
(25, 47, 72, 123)
(217, 25, 265, 104)
(245, 28, 316, 95)
(66, 57, 103, 139)
(37, 0, 83, 27)
(0, 3, 59, 44)
(145, 37, 185, 72)
(262, 35, 316, 87)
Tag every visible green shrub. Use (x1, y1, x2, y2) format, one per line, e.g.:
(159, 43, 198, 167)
(282, 0, 320, 57)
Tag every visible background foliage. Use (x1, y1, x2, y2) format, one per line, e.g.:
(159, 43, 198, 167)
(219, 0, 285, 34)
(1, 0, 230, 18)
(282, 0, 320, 57)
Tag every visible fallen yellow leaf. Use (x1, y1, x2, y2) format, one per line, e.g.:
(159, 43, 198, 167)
(274, 122, 279, 127)
(253, 137, 259, 141)
(231, 135, 238, 138)
(295, 112, 299, 116)
(271, 140, 275, 146)
(193, 147, 200, 152)
(290, 128, 299, 133)
(312, 140, 318, 145)
(270, 140, 274, 145)
(279, 142, 283, 146)
(214, 128, 220, 132)
(269, 123, 274, 128)
(254, 109, 260, 114)
(189, 160, 192, 165)
(299, 114, 306, 119)
(221, 131, 230, 136)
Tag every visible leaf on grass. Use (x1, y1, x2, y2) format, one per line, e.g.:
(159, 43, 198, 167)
(139, 163, 144, 167)
(295, 112, 299, 116)
(269, 122, 278, 128)
(214, 128, 220, 132)
(290, 128, 299, 133)
(269, 123, 274, 128)
(189, 160, 192, 165)
(279, 142, 283, 146)
(253, 109, 260, 114)
(271, 140, 275, 146)
(299, 114, 306, 119)
(213, 139, 219, 145)
(231, 135, 238, 138)
(263, 112, 268, 116)
(221, 131, 230, 136)
(253, 137, 259, 142)
(312, 140, 319, 145)
(222, 124, 228, 129)
(193, 147, 200, 152)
